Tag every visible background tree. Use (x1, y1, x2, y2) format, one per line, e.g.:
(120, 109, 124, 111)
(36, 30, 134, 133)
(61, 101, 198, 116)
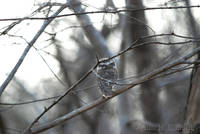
(0, 0, 200, 134)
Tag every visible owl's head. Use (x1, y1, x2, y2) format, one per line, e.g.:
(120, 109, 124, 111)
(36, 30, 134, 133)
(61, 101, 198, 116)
(97, 58, 116, 69)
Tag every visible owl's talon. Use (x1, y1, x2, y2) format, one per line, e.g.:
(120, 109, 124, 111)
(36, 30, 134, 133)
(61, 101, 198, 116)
(102, 94, 112, 99)
(102, 94, 108, 98)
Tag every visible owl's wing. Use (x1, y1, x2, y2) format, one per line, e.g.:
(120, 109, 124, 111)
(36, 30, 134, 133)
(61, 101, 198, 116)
(97, 67, 118, 84)
(109, 67, 118, 82)
(113, 67, 118, 81)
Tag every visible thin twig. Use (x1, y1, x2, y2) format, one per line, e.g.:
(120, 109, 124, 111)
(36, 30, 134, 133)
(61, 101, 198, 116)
(108, 35, 200, 61)
(0, 95, 60, 106)
(20, 30, 199, 133)
(21, 62, 98, 134)
(0, 5, 199, 21)
(0, 84, 97, 106)
(0, 4, 68, 96)
(25, 46, 200, 134)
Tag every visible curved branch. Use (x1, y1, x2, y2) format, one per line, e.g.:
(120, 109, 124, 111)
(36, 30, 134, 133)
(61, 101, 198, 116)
(26, 46, 200, 134)
(0, 4, 69, 96)
(0, 5, 199, 21)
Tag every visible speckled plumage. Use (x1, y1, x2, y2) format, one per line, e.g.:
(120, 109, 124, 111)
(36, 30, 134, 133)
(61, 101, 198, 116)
(96, 58, 118, 97)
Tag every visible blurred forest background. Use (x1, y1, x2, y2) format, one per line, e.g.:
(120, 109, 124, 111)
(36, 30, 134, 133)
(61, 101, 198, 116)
(0, 0, 200, 134)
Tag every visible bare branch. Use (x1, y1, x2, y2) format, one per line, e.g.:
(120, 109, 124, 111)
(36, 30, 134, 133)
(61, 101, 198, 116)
(0, 95, 59, 106)
(0, 5, 199, 21)
(20, 31, 199, 133)
(0, 84, 97, 106)
(0, 4, 69, 96)
(24, 46, 200, 134)
(21, 62, 98, 134)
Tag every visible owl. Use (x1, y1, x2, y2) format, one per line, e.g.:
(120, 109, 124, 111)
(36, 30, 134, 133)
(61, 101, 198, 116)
(96, 58, 118, 97)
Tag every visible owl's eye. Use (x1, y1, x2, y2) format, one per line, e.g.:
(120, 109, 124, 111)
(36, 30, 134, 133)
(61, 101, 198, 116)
(98, 64, 104, 68)
(101, 65, 107, 68)
(110, 62, 115, 66)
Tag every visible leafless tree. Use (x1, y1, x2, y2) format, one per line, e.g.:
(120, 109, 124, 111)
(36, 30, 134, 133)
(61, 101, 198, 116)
(0, 0, 200, 134)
